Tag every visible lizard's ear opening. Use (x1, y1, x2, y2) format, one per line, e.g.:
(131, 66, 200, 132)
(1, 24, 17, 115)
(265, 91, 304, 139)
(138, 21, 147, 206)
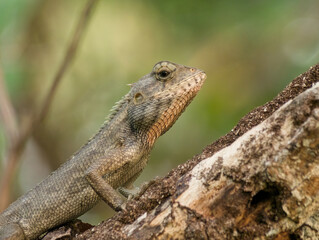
(134, 92, 144, 104)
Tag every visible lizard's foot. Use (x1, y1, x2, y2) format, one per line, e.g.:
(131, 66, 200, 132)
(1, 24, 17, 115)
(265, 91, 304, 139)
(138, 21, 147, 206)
(112, 197, 127, 212)
(119, 176, 161, 200)
(118, 186, 140, 199)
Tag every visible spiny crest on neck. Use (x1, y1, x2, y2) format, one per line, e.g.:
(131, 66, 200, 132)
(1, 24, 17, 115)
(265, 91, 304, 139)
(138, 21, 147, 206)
(104, 93, 130, 125)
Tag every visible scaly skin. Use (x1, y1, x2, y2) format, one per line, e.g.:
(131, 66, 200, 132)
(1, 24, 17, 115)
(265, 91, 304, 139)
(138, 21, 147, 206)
(0, 61, 206, 240)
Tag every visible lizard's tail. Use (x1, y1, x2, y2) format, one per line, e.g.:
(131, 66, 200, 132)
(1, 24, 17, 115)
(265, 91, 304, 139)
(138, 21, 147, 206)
(0, 223, 25, 240)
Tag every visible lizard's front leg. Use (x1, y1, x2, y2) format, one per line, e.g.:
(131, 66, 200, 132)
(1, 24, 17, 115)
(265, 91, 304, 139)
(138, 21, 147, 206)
(85, 170, 124, 211)
(85, 159, 126, 211)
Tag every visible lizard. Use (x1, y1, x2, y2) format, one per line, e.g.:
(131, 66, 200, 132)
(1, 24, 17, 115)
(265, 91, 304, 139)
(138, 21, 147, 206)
(0, 61, 206, 240)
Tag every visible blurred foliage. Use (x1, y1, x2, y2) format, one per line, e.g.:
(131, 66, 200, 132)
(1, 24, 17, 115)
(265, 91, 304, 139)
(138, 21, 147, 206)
(1, 0, 319, 224)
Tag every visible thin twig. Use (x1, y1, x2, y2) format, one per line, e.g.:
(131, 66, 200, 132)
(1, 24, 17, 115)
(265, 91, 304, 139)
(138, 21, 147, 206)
(0, 67, 19, 145)
(37, 0, 99, 124)
(0, 144, 24, 211)
(0, 0, 99, 211)
(0, 65, 22, 211)
(0, 65, 25, 211)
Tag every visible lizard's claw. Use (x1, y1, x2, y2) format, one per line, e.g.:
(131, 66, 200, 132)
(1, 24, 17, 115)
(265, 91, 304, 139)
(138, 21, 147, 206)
(119, 202, 127, 211)
(113, 197, 126, 212)
(114, 200, 127, 212)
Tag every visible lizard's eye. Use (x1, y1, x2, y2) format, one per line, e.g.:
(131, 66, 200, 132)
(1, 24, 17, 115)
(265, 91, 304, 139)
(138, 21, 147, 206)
(158, 70, 170, 78)
(156, 68, 173, 81)
(154, 62, 176, 81)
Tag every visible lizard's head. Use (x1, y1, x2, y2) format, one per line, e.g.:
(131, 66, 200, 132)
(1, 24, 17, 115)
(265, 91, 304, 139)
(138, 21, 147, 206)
(127, 61, 206, 146)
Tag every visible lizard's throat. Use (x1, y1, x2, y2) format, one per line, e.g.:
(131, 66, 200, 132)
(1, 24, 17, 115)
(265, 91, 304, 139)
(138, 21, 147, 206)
(146, 90, 197, 146)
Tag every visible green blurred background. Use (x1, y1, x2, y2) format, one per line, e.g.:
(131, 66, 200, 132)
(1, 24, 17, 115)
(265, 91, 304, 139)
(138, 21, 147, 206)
(1, 0, 319, 224)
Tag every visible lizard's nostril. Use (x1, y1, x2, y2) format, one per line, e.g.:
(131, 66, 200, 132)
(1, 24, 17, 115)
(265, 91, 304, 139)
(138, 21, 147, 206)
(200, 72, 207, 80)
(190, 68, 195, 73)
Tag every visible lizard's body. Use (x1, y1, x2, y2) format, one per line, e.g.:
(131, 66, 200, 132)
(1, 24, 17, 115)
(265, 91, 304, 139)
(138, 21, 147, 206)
(0, 61, 206, 240)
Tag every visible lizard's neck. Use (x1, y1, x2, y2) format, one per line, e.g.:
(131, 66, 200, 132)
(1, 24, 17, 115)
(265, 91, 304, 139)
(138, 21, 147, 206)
(144, 91, 197, 147)
(100, 103, 147, 148)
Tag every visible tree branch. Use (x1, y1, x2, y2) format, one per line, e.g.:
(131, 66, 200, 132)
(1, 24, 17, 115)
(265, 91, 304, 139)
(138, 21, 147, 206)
(0, 66, 19, 146)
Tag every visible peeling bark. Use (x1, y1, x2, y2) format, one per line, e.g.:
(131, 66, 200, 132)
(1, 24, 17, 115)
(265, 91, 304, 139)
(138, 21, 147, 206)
(44, 64, 319, 240)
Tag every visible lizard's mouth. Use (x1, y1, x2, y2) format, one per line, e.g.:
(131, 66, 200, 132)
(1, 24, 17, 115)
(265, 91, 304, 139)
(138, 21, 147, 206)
(176, 70, 207, 98)
(187, 71, 207, 92)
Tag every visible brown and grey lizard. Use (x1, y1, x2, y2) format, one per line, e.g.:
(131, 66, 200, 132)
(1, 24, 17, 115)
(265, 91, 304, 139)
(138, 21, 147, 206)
(0, 61, 206, 240)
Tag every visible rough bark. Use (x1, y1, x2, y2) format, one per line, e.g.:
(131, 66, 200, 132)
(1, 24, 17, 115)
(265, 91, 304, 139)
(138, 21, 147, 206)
(45, 63, 319, 240)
